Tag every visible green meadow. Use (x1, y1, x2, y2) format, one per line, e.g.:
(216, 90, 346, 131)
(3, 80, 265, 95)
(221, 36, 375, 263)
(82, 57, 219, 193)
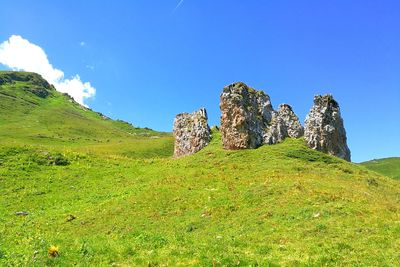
(1, 71, 399, 266)
(361, 157, 400, 180)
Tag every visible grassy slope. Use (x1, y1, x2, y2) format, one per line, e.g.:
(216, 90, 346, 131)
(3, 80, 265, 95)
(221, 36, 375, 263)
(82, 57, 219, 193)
(0, 71, 173, 158)
(361, 157, 400, 180)
(1, 71, 399, 266)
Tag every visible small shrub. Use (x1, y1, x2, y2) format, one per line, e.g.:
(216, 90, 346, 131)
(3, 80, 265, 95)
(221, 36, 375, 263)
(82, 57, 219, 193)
(211, 125, 220, 132)
(285, 149, 338, 164)
(186, 223, 196, 232)
(51, 153, 69, 166)
(367, 178, 378, 187)
(30, 152, 70, 166)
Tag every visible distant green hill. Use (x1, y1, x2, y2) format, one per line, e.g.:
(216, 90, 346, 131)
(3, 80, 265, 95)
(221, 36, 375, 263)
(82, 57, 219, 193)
(1, 71, 399, 266)
(0, 71, 173, 158)
(361, 157, 400, 180)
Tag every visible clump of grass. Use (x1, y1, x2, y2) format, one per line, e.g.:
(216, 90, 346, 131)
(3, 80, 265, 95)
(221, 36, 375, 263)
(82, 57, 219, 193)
(29, 151, 70, 166)
(285, 148, 339, 164)
(367, 178, 379, 187)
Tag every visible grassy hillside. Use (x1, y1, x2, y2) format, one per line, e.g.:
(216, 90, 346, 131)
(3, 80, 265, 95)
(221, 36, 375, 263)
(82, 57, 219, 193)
(0, 71, 173, 158)
(1, 71, 399, 266)
(361, 157, 400, 180)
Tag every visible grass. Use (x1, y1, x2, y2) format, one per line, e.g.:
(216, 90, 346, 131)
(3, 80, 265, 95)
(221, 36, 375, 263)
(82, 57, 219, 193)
(0, 71, 174, 158)
(1, 71, 400, 266)
(361, 157, 400, 180)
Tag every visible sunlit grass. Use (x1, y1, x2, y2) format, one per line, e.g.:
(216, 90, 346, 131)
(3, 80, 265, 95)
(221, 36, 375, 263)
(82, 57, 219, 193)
(1, 71, 399, 265)
(361, 157, 400, 180)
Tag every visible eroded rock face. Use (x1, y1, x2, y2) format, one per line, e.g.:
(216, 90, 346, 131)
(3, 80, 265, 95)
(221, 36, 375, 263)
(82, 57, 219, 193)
(0, 71, 54, 98)
(220, 82, 274, 149)
(304, 95, 351, 161)
(264, 104, 303, 144)
(173, 108, 211, 157)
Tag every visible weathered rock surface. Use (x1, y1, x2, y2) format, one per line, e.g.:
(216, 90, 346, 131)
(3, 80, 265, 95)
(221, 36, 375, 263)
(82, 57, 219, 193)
(264, 104, 303, 144)
(173, 108, 211, 157)
(220, 82, 274, 149)
(304, 95, 351, 161)
(0, 71, 54, 98)
(179, 83, 351, 160)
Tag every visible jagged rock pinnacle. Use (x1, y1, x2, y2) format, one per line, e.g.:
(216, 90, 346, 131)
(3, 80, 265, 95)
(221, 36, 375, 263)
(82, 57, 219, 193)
(173, 108, 211, 157)
(220, 82, 274, 149)
(304, 94, 351, 161)
(264, 104, 304, 145)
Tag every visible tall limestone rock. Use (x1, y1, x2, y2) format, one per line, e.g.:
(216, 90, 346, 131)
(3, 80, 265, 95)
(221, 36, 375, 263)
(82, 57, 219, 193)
(177, 83, 351, 160)
(304, 95, 351, 161)
(220, 82, 274, 149)
(264, 104, 304, 144)
(173, 108, 211, 158)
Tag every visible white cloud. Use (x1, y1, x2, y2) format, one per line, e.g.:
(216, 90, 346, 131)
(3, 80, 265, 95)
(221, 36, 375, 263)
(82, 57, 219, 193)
(0, 35, 95, 106)
(80, 41, 86, 46)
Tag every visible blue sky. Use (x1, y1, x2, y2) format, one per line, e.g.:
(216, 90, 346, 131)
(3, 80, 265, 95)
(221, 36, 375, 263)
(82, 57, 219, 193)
(1, 0, 399, 162)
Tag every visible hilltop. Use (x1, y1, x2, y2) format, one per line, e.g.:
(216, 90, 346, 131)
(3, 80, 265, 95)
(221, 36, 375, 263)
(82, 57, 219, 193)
(361, 157, 400, 180)
(0, 71, 399, 266)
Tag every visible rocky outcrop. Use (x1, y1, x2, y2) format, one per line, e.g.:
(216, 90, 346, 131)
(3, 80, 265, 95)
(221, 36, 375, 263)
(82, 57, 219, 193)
(220, 82, 274, 149)
(304, 95, 351, 161)
(264, 104, 303, 144)
(173, 108, 211, 157)
(0, 71, 54, 98)
(174, 83, 351, 161)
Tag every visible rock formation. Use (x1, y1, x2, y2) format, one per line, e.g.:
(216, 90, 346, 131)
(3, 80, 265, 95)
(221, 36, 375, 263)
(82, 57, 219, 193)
(304, 95, 351, 161)
(220, 82, 274, 149)
(0, 71, 54, 98)
(173, 108, 211, 157)
(264, 104, 304, 144)
(173, 83, 351, 161)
